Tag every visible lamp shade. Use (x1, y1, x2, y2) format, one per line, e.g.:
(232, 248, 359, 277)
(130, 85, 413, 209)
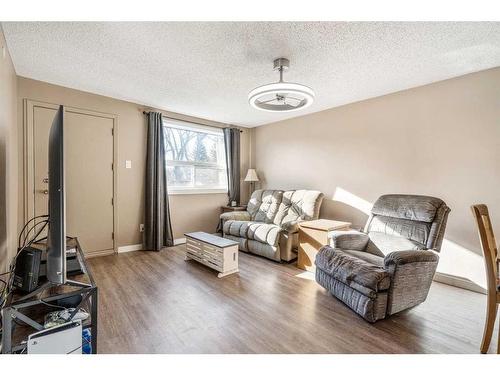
(244, 169, 259, 182)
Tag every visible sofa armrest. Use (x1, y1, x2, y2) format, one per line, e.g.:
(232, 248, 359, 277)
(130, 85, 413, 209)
(281, 220, 301, 233)
(220, 211, 251, 222)
(383, 250, 439, 315)
(328, 230, 369, 251)
(384, 250, 439, 267)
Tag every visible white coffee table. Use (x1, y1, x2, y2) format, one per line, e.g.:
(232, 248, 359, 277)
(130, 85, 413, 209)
(184, 232, 239, 278)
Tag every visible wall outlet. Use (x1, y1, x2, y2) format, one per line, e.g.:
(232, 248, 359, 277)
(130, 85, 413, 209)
(139, 224, 145, 232)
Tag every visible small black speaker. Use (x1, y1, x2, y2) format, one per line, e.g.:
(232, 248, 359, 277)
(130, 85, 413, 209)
(13, 247, 42, 293)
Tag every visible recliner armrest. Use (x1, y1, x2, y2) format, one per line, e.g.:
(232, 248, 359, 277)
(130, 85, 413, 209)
(280, 220, 301, 233)
(384, 250, 439, 267)
(328, 230, 369, 251)
(383, 249, 439, 315)
(220, 211, 251, 222)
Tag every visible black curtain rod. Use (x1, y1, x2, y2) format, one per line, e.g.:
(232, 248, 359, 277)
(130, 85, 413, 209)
(143, 111, 243, 132)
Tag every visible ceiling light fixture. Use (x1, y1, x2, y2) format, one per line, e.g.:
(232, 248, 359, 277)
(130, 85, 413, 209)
(248, 58, 315, 112)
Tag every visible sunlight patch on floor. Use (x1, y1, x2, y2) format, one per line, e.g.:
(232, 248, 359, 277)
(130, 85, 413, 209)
(294, 271, 316, 281)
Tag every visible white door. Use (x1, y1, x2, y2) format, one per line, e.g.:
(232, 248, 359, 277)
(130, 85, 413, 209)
(26, 101, 115, 256)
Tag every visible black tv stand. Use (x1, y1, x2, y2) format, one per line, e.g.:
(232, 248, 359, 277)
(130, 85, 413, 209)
(1, 237, 98, 354)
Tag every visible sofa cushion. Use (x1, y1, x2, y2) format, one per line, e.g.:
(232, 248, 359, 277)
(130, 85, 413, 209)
(371, 194, 446, 223)
(223, 234, 248, 252)
(273, 190, 323, 227)
(316, 246, 391, 298)
(341, 250, 385, 267)
(365, 231, 425, 257)
(247, 240, 280, 261)
(223, 220, 281, 246)
(367, 215, 431, 246)
(223, 220, 243, 238)
(247, 190, 283, 224)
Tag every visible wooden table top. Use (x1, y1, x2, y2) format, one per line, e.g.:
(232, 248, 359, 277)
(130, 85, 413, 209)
(298, 219, 351, 232)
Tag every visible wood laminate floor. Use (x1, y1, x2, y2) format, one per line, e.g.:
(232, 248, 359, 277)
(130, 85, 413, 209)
(88, 246, 493, 354)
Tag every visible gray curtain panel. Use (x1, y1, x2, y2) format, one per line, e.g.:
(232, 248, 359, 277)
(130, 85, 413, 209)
(144, 112, 174, 250)
(223, 127, 240, 205)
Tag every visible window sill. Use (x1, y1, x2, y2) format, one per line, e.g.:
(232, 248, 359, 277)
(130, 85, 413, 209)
(168, 188, 228, 196)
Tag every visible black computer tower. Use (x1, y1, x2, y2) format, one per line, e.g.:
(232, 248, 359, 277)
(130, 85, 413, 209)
(13, 247, 42, 293)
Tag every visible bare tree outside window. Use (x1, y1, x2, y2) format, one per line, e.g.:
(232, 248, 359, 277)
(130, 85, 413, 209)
(163, 122, 227, 192)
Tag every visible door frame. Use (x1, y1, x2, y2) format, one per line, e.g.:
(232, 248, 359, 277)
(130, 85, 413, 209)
(23, 99, 119, 255)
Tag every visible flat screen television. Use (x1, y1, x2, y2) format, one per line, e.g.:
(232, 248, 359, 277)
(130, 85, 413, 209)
(46, 105, 66, 284)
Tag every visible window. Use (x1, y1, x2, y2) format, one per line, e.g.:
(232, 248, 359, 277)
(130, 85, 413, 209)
(163, 119, 228, 194)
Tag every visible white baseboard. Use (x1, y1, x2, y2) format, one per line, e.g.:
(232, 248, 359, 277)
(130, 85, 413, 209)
(117, 244, 143, 253)
(434, 272, 486, 294)
(118, 239, 185, 253)
(174, 238, 186, 246)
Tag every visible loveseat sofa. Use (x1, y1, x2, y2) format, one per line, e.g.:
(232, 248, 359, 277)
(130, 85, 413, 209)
(315, 194, 450, 322)
(221, 189, 324, 262)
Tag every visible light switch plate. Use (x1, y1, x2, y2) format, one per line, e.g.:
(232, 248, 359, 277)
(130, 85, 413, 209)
(125, 160, 132, 169)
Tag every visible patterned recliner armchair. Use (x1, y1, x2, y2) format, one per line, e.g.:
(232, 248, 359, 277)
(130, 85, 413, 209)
(315, 194, 450, 322)
(221, 189, 324, 262)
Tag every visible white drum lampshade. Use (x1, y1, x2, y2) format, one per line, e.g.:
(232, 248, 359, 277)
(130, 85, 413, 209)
(244, 169, 259, 182)
(244, 169, 259, 198)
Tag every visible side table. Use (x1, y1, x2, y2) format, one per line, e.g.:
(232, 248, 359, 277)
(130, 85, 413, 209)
(297, 219, 351, 272)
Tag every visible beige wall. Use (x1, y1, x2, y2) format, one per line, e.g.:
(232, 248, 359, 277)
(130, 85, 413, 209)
(254, 67, 500, 291)
(0, 27, 18, 272)
(17, 77, 252, 248)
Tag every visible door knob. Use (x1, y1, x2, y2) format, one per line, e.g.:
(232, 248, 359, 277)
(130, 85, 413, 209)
(42, 190, 49, 195)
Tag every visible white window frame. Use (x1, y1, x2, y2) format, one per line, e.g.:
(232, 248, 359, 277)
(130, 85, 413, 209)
(163, 118, 228, 195)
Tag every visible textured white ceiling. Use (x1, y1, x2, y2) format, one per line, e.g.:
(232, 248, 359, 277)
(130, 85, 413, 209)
(3, 22, 500, 127)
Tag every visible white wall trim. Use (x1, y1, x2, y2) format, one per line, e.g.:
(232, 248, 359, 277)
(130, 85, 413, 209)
(168, 189, 228, 195)
(174, 238, 186, 246)
(434, 272, 486, 294)
(117, 244, 143, 253)
(118, 239, 185, 253)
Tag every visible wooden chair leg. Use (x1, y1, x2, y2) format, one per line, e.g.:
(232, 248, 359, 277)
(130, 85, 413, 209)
(481, 294, 497, 354)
